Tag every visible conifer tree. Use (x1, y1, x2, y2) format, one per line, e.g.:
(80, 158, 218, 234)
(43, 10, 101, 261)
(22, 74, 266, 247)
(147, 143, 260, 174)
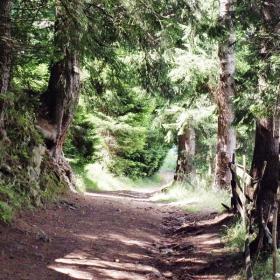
(213, 0, 236, 189)
(0, 0, 12, 138)
(247, 0, 280, 255)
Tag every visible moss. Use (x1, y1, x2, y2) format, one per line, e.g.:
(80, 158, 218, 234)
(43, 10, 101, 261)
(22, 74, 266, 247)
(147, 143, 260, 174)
(39, 156, 68, 202)
(0, 146, 69, 222)
(0, 95, 70, 222)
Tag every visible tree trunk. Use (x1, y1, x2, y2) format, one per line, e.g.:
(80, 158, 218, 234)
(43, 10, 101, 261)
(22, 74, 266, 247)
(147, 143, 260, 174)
(213, 0, 236, 189)
(47, 48, 80, 160)
(249, 0, 280, 255)
(0, 0, 12, 138)
(38, 4, 81, 191)
(250, 118, 279, 255)
(251, 118, 279, 196)
(40, 2, 81, 161)
(174, 127, 196, 182)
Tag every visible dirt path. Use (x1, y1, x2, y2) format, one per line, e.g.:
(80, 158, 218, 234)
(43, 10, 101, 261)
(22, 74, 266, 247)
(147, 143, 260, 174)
(0, 179, 241, 280)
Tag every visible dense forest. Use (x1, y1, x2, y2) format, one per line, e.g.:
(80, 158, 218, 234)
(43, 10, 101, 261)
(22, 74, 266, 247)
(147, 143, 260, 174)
(1, 0, 280, 277)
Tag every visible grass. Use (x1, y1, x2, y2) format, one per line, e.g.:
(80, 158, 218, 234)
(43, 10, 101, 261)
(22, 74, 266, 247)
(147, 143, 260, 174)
(72, 163, 134, 192)
(220, 217, 280, 280)
(71, 146, 230, 214)
(151, 176, 230, 213)
(72, 162, 167, 192)
(230, 250, 280, 280)
(150, 147, 230, 213)
(71, 147, 177, 192)
(253, 254, 280, 279)
(133, 173, 165, 188)
(221, 220, 246, 252)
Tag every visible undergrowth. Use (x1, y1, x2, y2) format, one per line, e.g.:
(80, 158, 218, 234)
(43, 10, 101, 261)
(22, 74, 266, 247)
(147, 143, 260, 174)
(253, 254, 280, 279)
(73, 162, 136, 192)
(222, 220, 280, 279)
(151, 177, 230, 213)
(0, 93, 68, 222)
(222, 220, 246, 252)
(72, 162, 166, 192)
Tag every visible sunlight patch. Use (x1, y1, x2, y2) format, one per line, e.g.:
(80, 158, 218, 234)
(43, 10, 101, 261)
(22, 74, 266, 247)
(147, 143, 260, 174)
(74, 233, 99, 241)
(48, 266, 93, 279)
(183, 258, 208, 265)
(49, 257, 159, 280)
(108, 233, 149, 247)
(201, 235, 220, 245)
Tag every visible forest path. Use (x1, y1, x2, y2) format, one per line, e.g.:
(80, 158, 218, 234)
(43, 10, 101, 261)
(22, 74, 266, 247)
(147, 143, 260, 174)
(0, 174, 241, 280)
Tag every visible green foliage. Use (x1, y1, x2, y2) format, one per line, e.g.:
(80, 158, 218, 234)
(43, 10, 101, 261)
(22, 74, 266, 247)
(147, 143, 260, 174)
(64, 106, 100, 165)
(223, 221, 280, 280)
(12, 0, 56, 71)
(73, 161, 171, 192)
(3, 0, 275, 232)
(107, 124, 170, 179)
(222, 221, 246, 252)
(13, 63, 49, 93)
(76, 163, 134, 192)
(0, 178, 22, 223)
(155, 103, 218, 176)
(233, 0, 280, 121)
(253, 254, 280, 280)
(82, 48, 171, 179)
(138, 130, 170, 176)
(71, 164, 99, 192)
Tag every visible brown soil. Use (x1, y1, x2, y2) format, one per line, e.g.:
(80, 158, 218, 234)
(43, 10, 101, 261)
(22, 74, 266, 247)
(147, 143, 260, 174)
(0, 175, 242, 280)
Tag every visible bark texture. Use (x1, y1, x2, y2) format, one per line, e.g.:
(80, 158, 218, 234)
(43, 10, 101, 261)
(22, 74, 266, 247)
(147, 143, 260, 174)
(251, 118, 279, 196)
(250, 118, 279, 255)
(174, 128, 196, 182)
(40, 2, 81, 161)
(38, 5, 81, 191)
(214, 0, 236, 189)
(0, 0, 12, 137)
(47, 48, 80, 160)
(249, 0, 280, 255)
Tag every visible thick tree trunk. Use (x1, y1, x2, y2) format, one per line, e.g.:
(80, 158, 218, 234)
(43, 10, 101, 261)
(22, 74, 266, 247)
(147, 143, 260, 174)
(213, 0, 236, 189)
(249, 0, 280, 255)
(47, 48, 80, 160)
(250, 118, 279, 254)
(0, 0, 12, 138)
(251, 118, 279, 213)
(174, 128, 196, 182)
(40, 2, 81, 161)
(251, 118, 279, 196)
(38, 4, 81, 191)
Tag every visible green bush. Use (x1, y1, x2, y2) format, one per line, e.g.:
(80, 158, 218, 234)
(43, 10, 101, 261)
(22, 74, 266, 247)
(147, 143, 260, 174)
(64, 107, 100, 165)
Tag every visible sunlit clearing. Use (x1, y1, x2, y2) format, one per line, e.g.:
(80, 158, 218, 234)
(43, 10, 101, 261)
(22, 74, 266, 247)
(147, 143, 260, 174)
(80, 163, 135, 191)
(151, 181, 230, 213)
(159, 147, 177, 171)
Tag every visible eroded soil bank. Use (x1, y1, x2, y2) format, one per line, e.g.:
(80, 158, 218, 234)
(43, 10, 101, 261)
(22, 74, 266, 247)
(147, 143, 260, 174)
(0, 188, 241, 280)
